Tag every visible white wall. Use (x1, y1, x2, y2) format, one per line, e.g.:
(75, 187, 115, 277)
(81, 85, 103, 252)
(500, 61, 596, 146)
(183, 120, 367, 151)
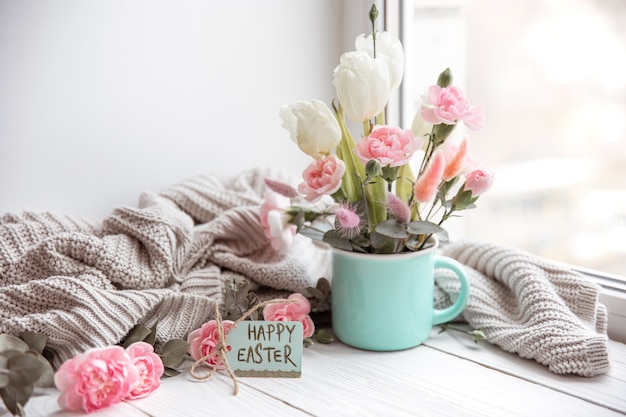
(0, 0, 375, 218)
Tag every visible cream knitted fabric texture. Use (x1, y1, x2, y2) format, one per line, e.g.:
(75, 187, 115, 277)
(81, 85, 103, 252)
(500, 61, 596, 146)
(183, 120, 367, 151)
(435, 241, 610, 377)
(0, 169, 610, 377)
(0, 169, 330, 368)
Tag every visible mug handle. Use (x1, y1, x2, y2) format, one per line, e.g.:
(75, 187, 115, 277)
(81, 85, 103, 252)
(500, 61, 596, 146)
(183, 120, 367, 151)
(432, 256, 470, 325)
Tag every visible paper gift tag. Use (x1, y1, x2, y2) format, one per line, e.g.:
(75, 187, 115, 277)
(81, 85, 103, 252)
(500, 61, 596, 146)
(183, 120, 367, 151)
(225, 321, 303, 377)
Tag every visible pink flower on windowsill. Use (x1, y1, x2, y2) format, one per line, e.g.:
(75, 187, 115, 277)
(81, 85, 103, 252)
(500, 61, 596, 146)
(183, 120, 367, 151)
(465, 169, 494, 196)
(55, 346, 140, 413)
(126, 342, 164, 400)
(263, 293, 315, 339)
(187, 319, 235, 370)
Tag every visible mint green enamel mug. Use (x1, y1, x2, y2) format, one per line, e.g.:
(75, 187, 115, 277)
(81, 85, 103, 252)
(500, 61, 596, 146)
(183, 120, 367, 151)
(331, 240, 470, 351)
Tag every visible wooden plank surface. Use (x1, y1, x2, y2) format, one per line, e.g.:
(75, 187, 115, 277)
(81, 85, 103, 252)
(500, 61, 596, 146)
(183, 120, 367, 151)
(3, 331, 625, 417)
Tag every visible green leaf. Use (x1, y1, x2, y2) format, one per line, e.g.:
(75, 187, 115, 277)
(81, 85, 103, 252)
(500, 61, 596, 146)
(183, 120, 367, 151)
(322, 229, 353, 251)
(122, 325, 153, 348)
(144, 323, 158, 347)
(27, 352, 54, 389)
(374, 219, 409, 239)
(406, 221, 449, 241)
(369, 232, 397, 253)
(0, 385, 32, 417)
(162, 367, 182, 378)
(315, 329, 335, 344)
(18, 332, 47, 355)
(159, 339, 190, 370)
(0, 356, 9, 389)
(0, 336, 28, 354)
(7, 353, 47, 387)
(303, 338, 314, 348)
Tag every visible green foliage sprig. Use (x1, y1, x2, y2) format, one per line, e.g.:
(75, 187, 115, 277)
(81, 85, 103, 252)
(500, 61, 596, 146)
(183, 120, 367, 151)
(0, 332, 54, 417)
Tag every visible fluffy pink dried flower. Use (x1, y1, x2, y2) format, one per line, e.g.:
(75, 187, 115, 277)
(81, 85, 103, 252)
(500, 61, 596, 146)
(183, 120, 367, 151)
(442, 137, 469, 181)
(334, 204, 362, 239)
(386, 192, 411, 224)
(414, 152, 445, 203)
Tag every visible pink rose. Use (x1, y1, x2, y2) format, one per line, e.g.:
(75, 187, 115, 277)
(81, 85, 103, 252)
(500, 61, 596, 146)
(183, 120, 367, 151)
(263, 293, 315, 339)
(420, 85, 484, 130)
(126, 342, 164, 400)
(355, 125, 421, 167)
(260, 190, 297, 252)
(55, 346, 140, 413)
(465, 169, 494, 196)
(297, 155, 345, 202)
(187, 319, 235, 370)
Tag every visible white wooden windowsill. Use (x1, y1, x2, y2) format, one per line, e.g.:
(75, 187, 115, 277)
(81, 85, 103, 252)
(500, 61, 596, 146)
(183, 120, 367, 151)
(5, 329, 625, 417)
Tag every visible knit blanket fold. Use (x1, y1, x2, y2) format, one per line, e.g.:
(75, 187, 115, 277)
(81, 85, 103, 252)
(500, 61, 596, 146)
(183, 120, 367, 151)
(0, 169, 610, 377)
(437, 241, 610, 377)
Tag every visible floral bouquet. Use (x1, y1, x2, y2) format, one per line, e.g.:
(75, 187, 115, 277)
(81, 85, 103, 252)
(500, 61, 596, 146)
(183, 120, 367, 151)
(262, 4, 493, 255)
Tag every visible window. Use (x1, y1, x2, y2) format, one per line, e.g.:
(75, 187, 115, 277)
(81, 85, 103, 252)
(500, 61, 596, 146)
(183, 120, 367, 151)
(390, 0, 626, 341)
(394, 0, 626, 278)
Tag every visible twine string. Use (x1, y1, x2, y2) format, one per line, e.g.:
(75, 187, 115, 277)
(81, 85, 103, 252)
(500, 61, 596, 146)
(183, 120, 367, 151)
(189, 298, 295, 395)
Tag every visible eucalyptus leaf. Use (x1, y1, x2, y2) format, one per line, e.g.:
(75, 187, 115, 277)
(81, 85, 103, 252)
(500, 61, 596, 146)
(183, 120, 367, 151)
(122, 325, 152, 348)
(323, 230, 353, 251)
(27, 352, 54, 388)
(315, 329, 335, 344)
(0, 336, 28, 354)
(18, 332, 46, 355)
(162, 367, 182, 378)
(369, 231, 397, 253)
(374, 219, 409, 239)
(316, 277, 331, 297)
(144, 323, 158, 347)
(7, 353, 47, 388)
(159, 339, 190, 369)
(0, 356, 8, 389)
(406, 220, 445, 236)
(0, 385, 32, 417)
(306, 287, 324, 300)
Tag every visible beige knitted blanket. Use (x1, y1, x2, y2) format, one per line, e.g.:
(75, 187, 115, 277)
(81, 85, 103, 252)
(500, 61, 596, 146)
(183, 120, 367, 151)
(0, 169, 610, 377)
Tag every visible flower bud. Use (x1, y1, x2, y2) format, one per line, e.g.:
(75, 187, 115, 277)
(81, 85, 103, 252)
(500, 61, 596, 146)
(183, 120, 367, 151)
(365, 159, 382, 178)
(437, 67, 453, 88)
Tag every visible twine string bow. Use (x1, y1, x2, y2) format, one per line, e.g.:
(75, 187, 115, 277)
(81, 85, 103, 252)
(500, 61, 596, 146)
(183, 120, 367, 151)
(190, 298, 294, 395)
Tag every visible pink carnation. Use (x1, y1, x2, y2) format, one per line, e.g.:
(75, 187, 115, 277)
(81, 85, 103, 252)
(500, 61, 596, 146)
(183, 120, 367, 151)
(465, 169, 494, 196)
(263, 293, 315, 339)
(420, 85, 484, 130)
(126, 342, 164, 400)
(260, 190, 297, 252)
(55, 346, 140, 413)
(355, 125, 421, 167)
(298, 155, 345, 202)
(187, 319, 235, 370)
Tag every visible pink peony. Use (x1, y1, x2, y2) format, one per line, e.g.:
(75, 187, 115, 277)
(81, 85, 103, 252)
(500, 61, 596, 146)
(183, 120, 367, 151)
(355, 125, 421, 167)
(414, 152, 445, 203)
(298, 155, 345, 202)
(125, 342, 164, 400)
(260, 190, 297, 252)
(55, 346, 140, 413)
(263, 293, 315, 339)
(187, 319, 235, 370)
(420, 85, 484, 130)
(465, 169, 494, 196)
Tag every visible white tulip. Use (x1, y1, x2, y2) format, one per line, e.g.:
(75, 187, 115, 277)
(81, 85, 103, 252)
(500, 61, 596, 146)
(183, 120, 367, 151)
(332, 50, 390, 123)
(355, 31, 405, 91)
(279, 99, 342, 159)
